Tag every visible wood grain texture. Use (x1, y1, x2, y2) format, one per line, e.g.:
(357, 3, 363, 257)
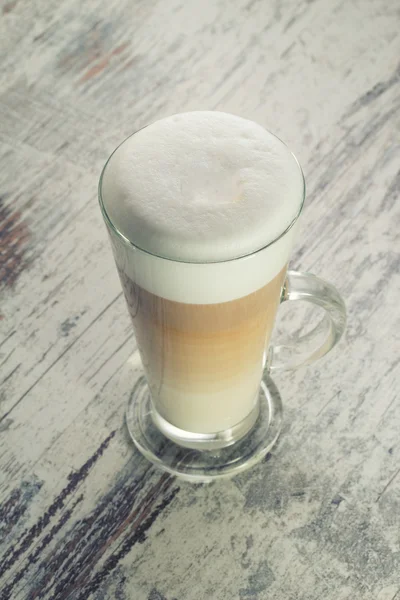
(0, 0, 399, 598)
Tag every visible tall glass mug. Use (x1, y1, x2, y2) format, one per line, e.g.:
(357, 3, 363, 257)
(98, 114, 346, 481)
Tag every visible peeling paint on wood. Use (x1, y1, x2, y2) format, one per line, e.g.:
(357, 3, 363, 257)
(0, 196, 30, 288)
(0, 0, 399, 598)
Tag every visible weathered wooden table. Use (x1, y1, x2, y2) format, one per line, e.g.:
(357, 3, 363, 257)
(1, 0, 399, 598)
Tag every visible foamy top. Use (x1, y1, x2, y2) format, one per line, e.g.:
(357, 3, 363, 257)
(101, 112, 304, 263)
(100, 112, 304, 303)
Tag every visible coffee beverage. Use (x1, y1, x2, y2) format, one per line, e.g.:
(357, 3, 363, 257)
(119, 266, 286, 433)
(100, 112, 304, 435)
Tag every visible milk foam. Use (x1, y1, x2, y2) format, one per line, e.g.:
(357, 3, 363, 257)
(109, 222, 298, 304)
(100, 111, 304, 304)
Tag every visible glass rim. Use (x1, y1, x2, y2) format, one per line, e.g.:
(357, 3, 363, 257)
(98, 119, 306, 266)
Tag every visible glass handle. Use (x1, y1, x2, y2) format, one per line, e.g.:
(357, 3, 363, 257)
(267, 271, 346, 372)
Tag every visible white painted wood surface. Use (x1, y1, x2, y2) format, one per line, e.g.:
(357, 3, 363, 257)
(0, 0, 399, 598)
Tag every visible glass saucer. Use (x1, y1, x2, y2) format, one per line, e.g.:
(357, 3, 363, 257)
(125, 350, 283, 482)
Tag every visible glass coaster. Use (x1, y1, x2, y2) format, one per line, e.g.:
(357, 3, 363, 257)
(125, 350, 283, 482)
